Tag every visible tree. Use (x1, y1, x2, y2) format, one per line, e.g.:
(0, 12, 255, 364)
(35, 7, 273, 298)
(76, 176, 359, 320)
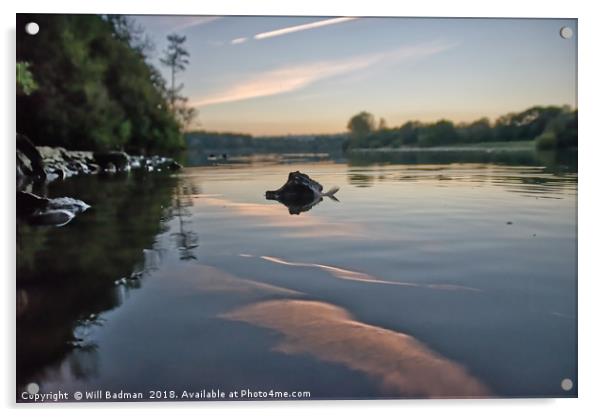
(347, 111, 376, 138)
(416, 120, 458, 147)
(458, 118, 493, 143)
(174, 97, 200, 132)
(16, 14, 183, 153)
(160, 33, 190, 110)
(535, 109, 577, 149)
(160, 33, 199, 131)
(398, 121, 421, 145)
(105, 15, 155, 58)
(493, 106, 565, 141)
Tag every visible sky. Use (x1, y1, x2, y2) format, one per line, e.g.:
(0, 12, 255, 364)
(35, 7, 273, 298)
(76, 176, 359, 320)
(131, 16, 577, 136)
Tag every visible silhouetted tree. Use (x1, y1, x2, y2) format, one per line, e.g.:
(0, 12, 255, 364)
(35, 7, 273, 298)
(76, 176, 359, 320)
(160, 33, 198, 131)
(347, 111, 376, 138)
(160, 33, 190, 110)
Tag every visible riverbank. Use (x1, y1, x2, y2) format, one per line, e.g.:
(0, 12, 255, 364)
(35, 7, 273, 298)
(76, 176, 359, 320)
(16, 133, 182, 226)
(17, 134, 182, 191)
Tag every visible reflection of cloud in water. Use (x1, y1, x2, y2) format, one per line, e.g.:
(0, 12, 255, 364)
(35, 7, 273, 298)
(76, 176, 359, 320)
(191, 194, 224, 198)
(184, 263, 487, 396)
(196, 196, 363, 238)
(254, 254, 481, 292)
(223, 300, 490, 398)
(192, 264, 303, 296)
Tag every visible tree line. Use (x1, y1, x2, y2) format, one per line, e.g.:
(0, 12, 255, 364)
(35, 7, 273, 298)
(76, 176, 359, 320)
(185, 131, 346, 154)
(185, 104, 577, 155)
(16, 14, 197, 154)
(345, 106, 577, 151)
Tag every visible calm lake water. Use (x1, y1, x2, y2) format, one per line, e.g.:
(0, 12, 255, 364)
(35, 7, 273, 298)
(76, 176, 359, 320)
(16, 150, 577, 400)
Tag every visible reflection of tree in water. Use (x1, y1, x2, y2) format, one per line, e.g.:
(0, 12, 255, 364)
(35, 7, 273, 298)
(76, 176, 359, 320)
(345, 149, 577, 191)
(63, 313, 107, 381)
(347, 173, 375, 188)
(346, 148, 577, 173)
(66, 345, 100, 381)
(170, 182, 200, 260)
(16, 172, 178, 389)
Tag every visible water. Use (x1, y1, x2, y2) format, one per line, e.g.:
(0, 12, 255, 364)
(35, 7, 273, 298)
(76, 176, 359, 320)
(16, 150, 577, 400)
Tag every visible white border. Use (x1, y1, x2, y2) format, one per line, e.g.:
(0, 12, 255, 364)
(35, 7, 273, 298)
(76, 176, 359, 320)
(2, 1, 601, 416)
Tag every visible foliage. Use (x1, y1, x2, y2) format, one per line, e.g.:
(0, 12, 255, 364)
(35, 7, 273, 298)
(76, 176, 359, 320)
(457, 118, 493, 143)
(535, 109, 577, 150)
(345, 106, 577, 150)
(16, 14, 184, 153)
(347, 111, 376, 138)
(417, 120, 458, 147)
(105, 15, 155, 57)
(16, 62, 38, 95)
(535, 131, 557, 150)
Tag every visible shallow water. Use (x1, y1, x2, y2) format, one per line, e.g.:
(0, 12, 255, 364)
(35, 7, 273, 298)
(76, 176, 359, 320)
(16, 151, 577, 400)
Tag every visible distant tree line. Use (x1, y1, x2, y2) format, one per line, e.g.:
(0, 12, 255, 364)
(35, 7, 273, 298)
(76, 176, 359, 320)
(345, 106, 577, 151)
(185, 131, 346, 154)
(184, 105, 577, 155)
(16, 14, 196, 154)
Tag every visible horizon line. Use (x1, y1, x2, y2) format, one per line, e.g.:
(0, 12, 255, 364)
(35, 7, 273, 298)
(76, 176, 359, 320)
(186, 103, 577, 137)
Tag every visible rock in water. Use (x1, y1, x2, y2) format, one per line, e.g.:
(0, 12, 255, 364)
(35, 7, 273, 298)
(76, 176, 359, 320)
(265, 171, 339, 215)
(16, 134, 46, 185)
(266, 171, 323, 200)
(17, 191, 90, 227)
(46, 197, 90, 215)
(29, 209, 75, 227)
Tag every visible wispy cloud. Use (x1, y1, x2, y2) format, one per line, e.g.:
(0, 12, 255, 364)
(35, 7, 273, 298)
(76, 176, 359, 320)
(229, 17, 358, 46)
(191, 40, 458, 107)
(255, 17, 358, 40)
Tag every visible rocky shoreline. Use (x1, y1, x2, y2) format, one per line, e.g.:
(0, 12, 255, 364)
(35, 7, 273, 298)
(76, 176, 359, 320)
(17, 134, 182, 188)
(16, 134, 182, 226)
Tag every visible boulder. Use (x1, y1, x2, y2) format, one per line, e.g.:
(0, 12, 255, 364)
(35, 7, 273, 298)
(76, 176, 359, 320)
(93, 151, 130, 171)
(265, 171, 339, 215)
(16, 134, 46, 182)
(46, 196, 90, 215)
(17, 191, 90, 227)
(37, 146, 67, 163)
(266, 171, 324, 200)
